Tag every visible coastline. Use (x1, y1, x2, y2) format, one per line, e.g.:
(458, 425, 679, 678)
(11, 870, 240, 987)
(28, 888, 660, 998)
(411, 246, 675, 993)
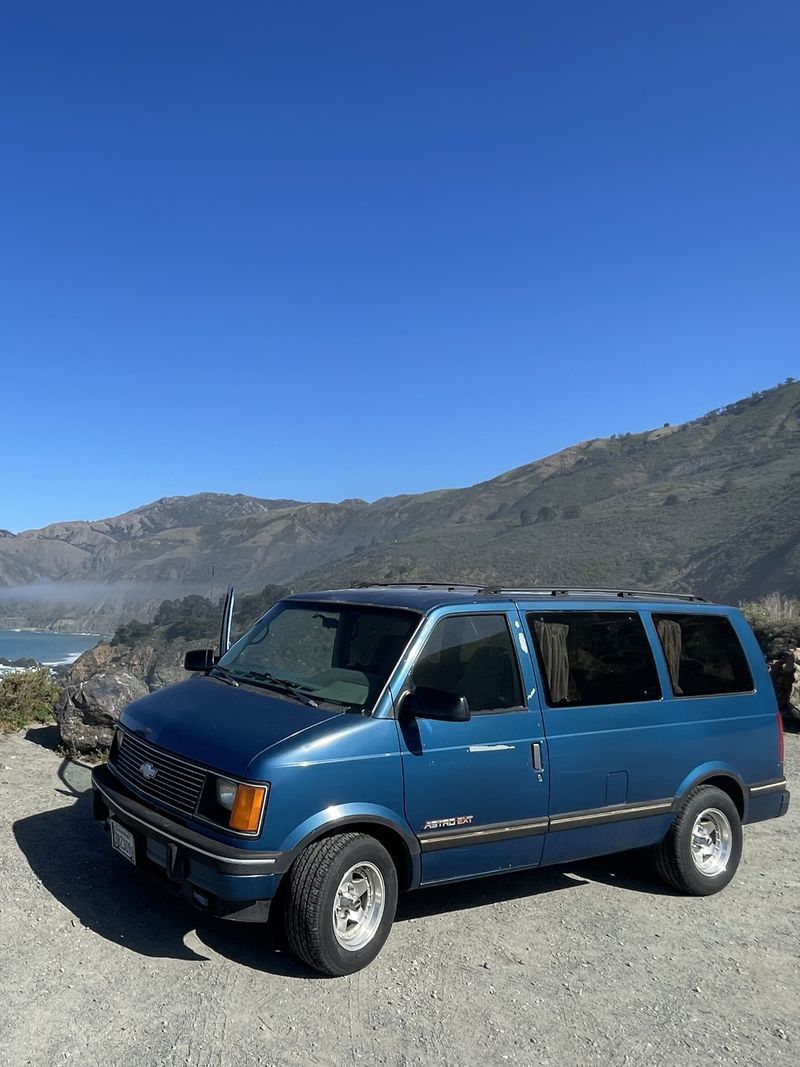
(0, 629, 110, 672)
(1, 627, 107, 637)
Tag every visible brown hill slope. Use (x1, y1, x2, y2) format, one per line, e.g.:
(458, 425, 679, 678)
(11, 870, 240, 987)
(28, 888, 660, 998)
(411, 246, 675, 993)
(1, 381, 798, 629)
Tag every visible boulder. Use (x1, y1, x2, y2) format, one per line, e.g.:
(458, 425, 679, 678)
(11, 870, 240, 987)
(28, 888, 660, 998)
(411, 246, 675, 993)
(55, 638, 198, 752)
(757, 626, 800, 723)
(770, 646, 800, 722)
(57, 670, 149, 753)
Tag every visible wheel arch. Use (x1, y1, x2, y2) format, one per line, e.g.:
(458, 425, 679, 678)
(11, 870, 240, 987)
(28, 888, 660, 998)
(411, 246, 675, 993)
(281, 812, 420, 891)
(674, 766, 747, 821)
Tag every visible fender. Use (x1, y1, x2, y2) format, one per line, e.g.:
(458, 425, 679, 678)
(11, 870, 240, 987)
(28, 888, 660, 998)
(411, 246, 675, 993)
(277, 802, 422, 888)
(672, 762, 749, 821)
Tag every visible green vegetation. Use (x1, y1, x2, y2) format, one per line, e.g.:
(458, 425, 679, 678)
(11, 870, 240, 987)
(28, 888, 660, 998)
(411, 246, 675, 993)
(0, 669, 59, 734)
(111, 584, 291, 650)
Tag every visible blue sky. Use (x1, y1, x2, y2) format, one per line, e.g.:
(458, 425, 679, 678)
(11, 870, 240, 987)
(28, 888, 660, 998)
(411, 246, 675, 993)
(1, 2, 797, 532)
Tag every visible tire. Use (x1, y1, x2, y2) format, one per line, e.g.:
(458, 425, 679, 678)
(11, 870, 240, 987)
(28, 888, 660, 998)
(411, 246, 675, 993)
(284, 832, 398, 976)
(654, 785, 742, 896)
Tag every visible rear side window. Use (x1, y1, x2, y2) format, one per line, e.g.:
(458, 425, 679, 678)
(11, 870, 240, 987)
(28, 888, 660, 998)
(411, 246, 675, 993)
(527, 611, 661, 707)
(411, 614, 524, 713)
(653, 614, 754, 697)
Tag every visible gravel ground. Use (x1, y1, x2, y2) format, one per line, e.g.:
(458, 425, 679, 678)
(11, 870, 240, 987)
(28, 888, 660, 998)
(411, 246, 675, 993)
(0, 725, 797, 1067)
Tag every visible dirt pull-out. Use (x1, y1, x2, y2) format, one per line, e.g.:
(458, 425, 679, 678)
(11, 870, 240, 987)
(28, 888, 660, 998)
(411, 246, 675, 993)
(0, 725, 797, 1067)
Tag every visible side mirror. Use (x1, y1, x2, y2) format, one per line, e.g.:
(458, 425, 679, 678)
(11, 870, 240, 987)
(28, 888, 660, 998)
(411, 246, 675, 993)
(402, 686, 471, 722)
(184, 648, 217, 672)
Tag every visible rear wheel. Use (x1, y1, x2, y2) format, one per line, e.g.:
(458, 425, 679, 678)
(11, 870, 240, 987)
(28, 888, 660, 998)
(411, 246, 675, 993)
(654, 785, 742, 895)
(285, 832, 398, 976)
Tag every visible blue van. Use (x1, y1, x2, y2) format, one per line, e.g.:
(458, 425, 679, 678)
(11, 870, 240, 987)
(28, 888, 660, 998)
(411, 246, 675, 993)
(91, 585, 789, 975)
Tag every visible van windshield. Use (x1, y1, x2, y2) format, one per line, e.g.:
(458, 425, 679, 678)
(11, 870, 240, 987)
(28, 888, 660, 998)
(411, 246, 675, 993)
(215, 601, 421, 712)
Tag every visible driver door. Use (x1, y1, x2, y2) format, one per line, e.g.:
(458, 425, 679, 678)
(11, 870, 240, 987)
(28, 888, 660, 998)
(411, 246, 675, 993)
(394, 610, 548, 885)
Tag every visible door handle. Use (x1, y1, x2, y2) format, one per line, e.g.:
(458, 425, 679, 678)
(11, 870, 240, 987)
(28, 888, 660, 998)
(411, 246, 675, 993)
(531, 742, 543, 772)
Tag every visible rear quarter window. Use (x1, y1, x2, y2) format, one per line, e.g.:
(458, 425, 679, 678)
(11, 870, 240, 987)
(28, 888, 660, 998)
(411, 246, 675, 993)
(526, 611, 661, 708)
(652, 613, 754, 697)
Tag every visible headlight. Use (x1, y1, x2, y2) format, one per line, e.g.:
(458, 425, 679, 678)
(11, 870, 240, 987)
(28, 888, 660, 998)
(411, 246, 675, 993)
(200, 776, 269, 834)
(216, 777, 238, 810)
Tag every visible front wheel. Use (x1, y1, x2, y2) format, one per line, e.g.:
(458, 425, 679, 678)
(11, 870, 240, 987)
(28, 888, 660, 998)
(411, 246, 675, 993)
(654, 785, 742, 895)
(284, 832, 398, 976)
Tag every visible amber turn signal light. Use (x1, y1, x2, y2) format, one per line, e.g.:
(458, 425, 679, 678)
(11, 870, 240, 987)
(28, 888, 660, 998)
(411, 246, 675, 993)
(229, 784, 267, 833)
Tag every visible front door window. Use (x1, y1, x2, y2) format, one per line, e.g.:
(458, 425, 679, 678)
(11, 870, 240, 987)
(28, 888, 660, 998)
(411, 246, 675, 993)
(410, 613, 524, 714)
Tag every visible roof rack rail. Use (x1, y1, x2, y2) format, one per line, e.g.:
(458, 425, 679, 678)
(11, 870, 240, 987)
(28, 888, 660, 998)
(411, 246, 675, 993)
(354, 582, 705, 602)
(354, 581, 484, 592)
(479, 587, 706, 603)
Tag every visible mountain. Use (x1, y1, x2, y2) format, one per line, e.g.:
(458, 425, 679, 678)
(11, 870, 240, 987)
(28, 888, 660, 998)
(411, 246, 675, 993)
(1, 381, 798, 630)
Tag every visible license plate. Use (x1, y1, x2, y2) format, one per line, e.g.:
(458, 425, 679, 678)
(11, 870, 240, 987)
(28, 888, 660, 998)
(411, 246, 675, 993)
(110, 820, 136, 865)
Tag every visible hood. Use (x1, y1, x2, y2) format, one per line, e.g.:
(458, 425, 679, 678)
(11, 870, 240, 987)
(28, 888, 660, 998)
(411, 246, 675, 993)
(119, 674, 340, 778)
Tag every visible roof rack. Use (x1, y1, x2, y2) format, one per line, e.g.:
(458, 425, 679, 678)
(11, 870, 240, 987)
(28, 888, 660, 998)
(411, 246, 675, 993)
(484, 587, 706, 603)
(355, 582, 706, 603)
(355, 581, 485, 592)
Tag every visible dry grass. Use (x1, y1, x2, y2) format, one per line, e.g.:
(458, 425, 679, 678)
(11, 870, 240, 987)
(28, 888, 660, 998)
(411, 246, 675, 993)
(741, 591, 800, 630)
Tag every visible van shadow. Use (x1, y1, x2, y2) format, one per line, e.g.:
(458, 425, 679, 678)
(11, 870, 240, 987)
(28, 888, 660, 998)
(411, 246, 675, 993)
(13, 757, 670, 979)
(11, 758, 324, 977)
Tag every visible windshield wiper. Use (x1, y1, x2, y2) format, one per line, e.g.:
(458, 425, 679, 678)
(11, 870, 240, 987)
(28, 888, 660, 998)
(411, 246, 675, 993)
(233, 670, 319, 707)
(209, 665, 239, 687)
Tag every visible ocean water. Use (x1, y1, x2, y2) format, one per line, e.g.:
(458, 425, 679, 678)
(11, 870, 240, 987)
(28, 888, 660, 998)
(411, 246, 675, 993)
(0, 629, 106, 666)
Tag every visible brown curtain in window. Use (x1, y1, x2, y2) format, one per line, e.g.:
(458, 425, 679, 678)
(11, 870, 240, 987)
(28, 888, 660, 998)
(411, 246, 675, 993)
(657, 618, 683, 694)
(533, 621, 570, 703)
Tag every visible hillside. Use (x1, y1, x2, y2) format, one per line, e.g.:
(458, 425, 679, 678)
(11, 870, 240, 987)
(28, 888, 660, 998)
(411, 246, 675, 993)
(1, 381, 798, 629)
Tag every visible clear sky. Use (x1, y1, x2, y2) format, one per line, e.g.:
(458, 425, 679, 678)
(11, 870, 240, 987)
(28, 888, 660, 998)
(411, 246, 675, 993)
(1, 2, 798, 532)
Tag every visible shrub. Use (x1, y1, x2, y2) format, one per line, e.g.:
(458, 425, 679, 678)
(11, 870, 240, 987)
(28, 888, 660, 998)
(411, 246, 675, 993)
(111, 620, 154, 646)
(741, 592, 800, 630)
(0, 668, 60, 734)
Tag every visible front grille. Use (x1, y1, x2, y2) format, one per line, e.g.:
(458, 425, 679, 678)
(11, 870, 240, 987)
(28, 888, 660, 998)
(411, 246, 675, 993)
(112, 731, 207, 816)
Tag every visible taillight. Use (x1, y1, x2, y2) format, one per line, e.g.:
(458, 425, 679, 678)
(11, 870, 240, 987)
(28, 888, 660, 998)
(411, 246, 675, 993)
(778, 710, 785, 765)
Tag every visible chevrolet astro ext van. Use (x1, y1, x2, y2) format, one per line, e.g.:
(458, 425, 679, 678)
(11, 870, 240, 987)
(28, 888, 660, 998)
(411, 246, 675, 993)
(91, 584, 790, 975)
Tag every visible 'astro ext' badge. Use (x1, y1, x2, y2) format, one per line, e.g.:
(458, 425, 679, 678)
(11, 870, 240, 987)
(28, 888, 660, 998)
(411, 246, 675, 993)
(421, 815, 475, 831)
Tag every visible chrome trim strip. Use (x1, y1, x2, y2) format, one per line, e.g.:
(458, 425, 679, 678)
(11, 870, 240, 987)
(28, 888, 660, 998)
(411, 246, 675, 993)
(468, 744, 516, 752)
(549, 799, 673, 830)
(419, 797, 675, 852)
(419, 816, 549, 851)
(94, 779, 277, 867)
(749, 779, 787, 796)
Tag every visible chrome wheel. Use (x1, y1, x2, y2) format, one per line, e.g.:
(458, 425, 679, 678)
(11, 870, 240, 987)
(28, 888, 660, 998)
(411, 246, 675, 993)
(332, 861, 385, 951)
(690, 807, 733, 876)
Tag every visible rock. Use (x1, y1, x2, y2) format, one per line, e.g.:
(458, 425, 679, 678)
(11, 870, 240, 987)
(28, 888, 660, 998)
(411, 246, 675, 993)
(65, 639, 192, 692)
(57, 671, 149, 753)
(55, 638, 196, 752)
(767, 650, 798, 719)
(757, 627, 800, 723)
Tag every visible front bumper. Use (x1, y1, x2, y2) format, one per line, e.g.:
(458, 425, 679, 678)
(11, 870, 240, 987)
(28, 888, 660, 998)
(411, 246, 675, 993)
(92, 763, 286, 922)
